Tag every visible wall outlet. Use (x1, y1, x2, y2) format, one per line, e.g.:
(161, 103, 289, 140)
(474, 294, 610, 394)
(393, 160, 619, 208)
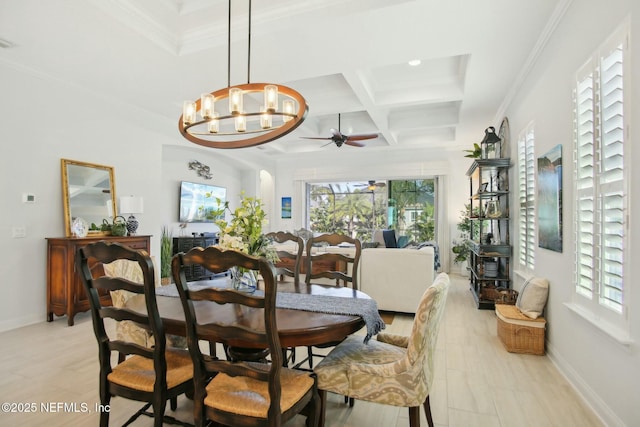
(12, 227, 26, 238)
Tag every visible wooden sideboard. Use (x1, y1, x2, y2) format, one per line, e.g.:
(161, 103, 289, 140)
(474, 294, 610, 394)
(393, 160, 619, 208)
(46, 235, 151, 326)
(172, 235, 219, 281)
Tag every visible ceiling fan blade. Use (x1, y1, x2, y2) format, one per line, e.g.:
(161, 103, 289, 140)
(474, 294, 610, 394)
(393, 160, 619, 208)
(375, 182, 386, 187)
(301, 136, 333, 140)
(346, 133, 379, 141)
(345, 140, 365, 147)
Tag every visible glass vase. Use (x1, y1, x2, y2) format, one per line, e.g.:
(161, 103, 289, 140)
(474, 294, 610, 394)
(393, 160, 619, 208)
(230, 266, 257, 293)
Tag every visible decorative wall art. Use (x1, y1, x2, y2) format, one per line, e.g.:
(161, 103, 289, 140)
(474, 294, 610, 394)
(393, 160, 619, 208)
(188, 160, 212, 179)
(281, 197, 292, 219)
(537, 144, 563, 252)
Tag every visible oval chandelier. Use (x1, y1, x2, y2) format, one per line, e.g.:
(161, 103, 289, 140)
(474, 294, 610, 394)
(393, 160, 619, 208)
(179, 0, 308, 149)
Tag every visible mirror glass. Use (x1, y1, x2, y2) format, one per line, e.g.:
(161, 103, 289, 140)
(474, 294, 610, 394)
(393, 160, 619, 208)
(61, 159, 116, 237)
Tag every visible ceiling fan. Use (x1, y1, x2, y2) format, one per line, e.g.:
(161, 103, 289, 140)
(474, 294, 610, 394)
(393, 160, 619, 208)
(356, 180, 387, 191)
(301, 114, 379, 148)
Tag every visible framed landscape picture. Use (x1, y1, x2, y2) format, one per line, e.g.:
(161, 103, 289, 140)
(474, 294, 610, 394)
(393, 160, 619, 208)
(281, 197, 292, 218)
(537, 144, 563, 252)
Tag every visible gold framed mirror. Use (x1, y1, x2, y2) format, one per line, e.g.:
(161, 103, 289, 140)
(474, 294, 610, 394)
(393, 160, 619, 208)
(61, 159, 117, 237)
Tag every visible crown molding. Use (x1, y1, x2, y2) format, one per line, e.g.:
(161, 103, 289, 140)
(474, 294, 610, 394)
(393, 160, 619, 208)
(494, 0, 573, 123)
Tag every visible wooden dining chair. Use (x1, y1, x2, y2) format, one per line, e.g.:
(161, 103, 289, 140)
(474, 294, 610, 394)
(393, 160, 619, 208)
(300, 233, 362, 369)
(314, 273, 450, 427)
(266, 231, 305, 366)
(266, 231, 304, 285)
(172, 246, 320, 427)
(304, 233, 362, 289)
(76, 241, 194, 427)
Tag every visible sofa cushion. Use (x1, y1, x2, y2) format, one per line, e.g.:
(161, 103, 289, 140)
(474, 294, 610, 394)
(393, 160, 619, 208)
(358, 247, 435, 313)
(516, 277, 549, 319)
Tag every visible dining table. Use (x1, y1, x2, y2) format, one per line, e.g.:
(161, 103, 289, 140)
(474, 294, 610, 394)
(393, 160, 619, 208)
(126, 278, 384, 351)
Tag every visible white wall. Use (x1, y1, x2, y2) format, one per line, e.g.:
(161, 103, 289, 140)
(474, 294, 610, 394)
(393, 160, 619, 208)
(504, 0, 639, 425)
(160, 144, 245, 238)
(0, 56, 274, 331)
(0, 61, 170, 331)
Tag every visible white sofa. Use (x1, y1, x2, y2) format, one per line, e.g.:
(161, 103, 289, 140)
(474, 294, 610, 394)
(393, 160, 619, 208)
(358, 246, 435, 314)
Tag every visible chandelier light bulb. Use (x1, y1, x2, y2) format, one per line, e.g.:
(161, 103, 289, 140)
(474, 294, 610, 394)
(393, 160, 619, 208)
(282, 99, 295, 123)
(235, 114, 246, 132)
(182, 101, 196, 125)
(229, 88, 243, 115)
(264, 85, 278, 112)
(200, 93, 215, 119)
(260, 107, 272, 129)
(208, 112, 219, 133)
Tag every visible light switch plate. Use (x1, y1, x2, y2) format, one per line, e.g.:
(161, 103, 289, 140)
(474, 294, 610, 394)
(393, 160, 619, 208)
(12, 227, 26, 238)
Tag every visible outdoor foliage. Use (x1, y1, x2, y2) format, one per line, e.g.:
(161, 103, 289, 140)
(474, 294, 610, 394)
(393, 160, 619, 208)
(308, 179, 436, 243)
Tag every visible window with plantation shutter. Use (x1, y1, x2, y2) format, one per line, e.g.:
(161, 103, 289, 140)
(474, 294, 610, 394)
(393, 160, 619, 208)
(517, 124, 536, 271)
(572, 24, 628, 328)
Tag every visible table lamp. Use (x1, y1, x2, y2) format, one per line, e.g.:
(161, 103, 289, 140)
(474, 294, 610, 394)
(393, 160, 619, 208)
(119, 196, 144, 236)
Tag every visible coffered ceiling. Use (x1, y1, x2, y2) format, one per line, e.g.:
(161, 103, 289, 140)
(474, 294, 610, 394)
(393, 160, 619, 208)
(0, 0, 563, 159)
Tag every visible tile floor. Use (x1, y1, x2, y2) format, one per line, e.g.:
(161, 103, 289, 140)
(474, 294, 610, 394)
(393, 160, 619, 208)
(0, 275, 603, 426)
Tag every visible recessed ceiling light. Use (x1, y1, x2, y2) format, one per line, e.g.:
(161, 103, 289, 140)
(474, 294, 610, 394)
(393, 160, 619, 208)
(408, 59, 421, 66)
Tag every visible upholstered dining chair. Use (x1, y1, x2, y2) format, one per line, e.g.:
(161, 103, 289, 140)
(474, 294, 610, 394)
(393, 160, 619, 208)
(304, 233, 362, 289)
(266, 231, 304, 285)
(172, 246, 321, 427)
(314, 273, 450, 427)
(77, 241, 193, 427)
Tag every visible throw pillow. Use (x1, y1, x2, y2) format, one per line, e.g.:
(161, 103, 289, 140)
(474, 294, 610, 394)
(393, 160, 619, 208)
(362, 242, 380, 249)
(516, 277, 549, 319)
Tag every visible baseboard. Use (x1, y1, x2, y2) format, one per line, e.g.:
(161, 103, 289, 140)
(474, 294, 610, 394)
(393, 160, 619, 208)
(0, 313, 44, 333)
(546, 342, 625, 427)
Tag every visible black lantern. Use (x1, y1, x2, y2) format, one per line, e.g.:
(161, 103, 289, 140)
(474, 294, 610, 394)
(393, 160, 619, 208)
(480, 126, 501, 159)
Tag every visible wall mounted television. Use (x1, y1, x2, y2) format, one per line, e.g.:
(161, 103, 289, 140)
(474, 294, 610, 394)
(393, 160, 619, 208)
(178, 181, 226, 223)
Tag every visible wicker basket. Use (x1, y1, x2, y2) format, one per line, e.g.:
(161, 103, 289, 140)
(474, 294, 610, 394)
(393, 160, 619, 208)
(481, 286, 501, 301)
(495, 304, 545, 355)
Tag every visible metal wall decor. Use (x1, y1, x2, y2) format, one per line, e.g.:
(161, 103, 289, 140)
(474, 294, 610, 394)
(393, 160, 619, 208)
(188, 160, 212, 179)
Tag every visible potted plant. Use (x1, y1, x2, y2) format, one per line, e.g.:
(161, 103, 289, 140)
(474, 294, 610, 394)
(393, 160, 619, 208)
(464, 143, 482, 158)
(451, 203, 480, 276)
(160, 226, 173, 285)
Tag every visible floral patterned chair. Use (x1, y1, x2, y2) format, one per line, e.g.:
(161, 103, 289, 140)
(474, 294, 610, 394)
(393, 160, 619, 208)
(313, 273, 450, 427)
(104, 257, 187, 353)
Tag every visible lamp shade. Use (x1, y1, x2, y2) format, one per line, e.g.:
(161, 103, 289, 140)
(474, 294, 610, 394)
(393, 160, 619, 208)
(119, 196, 144, 214)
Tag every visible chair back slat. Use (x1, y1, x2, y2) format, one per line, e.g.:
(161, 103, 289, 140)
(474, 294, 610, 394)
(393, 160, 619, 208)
(188, 287, 266, 308)
(108, 340, 155, 359)
(195, 323, 269, 346)
(100, 306, 152, 326)
(92, 276, 146, 294)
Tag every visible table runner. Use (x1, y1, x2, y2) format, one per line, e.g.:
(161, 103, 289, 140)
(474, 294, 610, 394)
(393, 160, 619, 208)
(156, 283, 385, 343)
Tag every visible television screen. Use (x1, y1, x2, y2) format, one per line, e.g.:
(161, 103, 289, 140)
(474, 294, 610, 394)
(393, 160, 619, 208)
(179, 181, 226, 223)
